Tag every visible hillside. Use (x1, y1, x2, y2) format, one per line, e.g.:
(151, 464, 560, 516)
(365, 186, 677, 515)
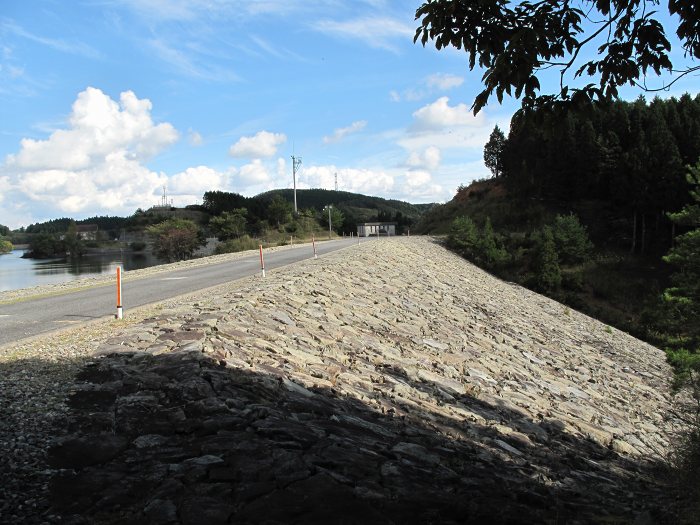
(5, 238, 678, 522)
(256, 188, 435, 233)
(416, 178, 678, 342)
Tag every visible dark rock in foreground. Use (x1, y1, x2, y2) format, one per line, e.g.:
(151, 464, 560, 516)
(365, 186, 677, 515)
(50, 349, 672, 524)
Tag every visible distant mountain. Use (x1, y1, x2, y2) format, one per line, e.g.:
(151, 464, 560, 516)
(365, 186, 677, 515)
(256, 188, 437, 233)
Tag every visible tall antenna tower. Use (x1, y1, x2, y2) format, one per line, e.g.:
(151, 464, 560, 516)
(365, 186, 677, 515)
(291, 155, 302, 213)
(335, 172, 338, 191)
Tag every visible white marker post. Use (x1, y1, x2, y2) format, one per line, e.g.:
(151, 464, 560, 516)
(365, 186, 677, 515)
(259, 244, 266, 278)
(312, 235, 317, 259)
(116, 266, 123, 319)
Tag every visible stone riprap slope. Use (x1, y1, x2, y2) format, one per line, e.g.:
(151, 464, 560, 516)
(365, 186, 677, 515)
(49, 237, 676, 523)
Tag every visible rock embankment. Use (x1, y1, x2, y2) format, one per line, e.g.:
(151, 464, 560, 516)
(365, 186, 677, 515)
(23, 237, 679, 522)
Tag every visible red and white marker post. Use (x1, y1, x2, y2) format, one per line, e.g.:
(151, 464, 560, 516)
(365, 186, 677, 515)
(116, 266, 123, 319)
(259, 244, 265, 278)
(312, 235, 317, 259)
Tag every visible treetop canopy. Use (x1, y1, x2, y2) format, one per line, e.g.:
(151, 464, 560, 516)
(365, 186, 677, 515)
(415, 0, 700, 113)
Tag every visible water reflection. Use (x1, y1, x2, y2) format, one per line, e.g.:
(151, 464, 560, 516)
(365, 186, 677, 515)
(0, 249, 164, 292)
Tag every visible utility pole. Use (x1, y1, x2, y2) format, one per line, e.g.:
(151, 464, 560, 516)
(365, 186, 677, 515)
(327, 205, 332, 240)
(291, 155, 302, 214)
(335, 172, 338, 191)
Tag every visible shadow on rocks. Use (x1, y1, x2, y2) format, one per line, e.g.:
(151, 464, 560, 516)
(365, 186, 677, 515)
(0, 355, 91, 524)
(48, 349, 676, 525)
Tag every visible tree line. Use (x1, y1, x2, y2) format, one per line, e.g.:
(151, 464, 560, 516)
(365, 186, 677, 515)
(487, 94, 700, 255)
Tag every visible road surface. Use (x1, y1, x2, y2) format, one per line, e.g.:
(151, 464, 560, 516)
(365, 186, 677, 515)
(0, 238, 361, 346)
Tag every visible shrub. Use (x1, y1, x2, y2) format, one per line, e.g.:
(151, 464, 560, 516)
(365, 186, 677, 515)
(0, 238, 12, 254)
(666, 348, 700, 521)
(214, 235, 259, 254)
(130, 241, 146, 252)
(552, 213, 594, 265)
(447, 216, 479, 258)
(147, 218, 203, 261)
(535, 226, 561, 292)
(479, 217, 509, 268)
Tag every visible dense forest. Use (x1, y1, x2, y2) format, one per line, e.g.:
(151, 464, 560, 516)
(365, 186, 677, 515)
(503, 94, 700, 252)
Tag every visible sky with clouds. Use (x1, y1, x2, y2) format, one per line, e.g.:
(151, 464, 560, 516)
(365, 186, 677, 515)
(0, 1, 697, 229)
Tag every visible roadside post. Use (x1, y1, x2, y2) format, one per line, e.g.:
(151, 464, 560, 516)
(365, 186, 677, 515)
(259, 245, 265, 278)
(312, 235, 317, 259)
(116, 266, 123, 319)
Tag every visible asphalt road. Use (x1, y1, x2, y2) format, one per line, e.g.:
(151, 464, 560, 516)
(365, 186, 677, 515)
(0, 238, 361, 346)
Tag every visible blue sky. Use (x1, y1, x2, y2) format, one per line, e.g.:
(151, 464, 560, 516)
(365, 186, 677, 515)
(0, 1, 697, 229)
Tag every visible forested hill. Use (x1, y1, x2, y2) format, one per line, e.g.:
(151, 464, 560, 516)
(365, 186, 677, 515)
(420, 93, 700, 255)
(203, 188, 435, 235)
(257, 189, 433, 220)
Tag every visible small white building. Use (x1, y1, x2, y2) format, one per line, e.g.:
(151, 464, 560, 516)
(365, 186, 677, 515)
(357, 222, 397, 237)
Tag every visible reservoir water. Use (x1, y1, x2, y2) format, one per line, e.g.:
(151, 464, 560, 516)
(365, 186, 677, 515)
(0, 249, 163, 292)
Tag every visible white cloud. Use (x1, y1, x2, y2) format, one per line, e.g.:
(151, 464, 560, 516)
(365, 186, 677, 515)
(1, 87, 178, 220)
(7, 87, 178, 170)
(276, 157, 287, 180)
(229, 130, 287, 158)
(188, 129, 203, 146)
(237, 159, 271, 184)
(406, 146, 441, 170)
(401, 169, 443, 199)
(300, 165, 394, 194)
(169, 165, 229, 195)
(411, 96, 481, 131)
(0, 175, 9, 204)
(390, 73, 465, 102)
(405, 170, 431, 188)
(323, 120, 367, 144)
(313, 17, 413, 52)
(426, 73, 464, 91)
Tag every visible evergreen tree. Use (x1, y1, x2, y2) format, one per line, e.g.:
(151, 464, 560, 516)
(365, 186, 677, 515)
(552, 214, 594, 265)
(321, 207, 345, 234)
(267, 195, 293, 228)
(447, 216, 479, 258)
(479, 217, 509, 268)
(664, 161, 700, 352)
(536, 226, 562, 293)
(484, 125, 506, 178)
(63, 222, 85, 257)
(662, 161, 700, 517)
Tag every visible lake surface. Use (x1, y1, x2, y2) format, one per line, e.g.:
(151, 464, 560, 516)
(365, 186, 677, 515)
(0, 249, 163, 292)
